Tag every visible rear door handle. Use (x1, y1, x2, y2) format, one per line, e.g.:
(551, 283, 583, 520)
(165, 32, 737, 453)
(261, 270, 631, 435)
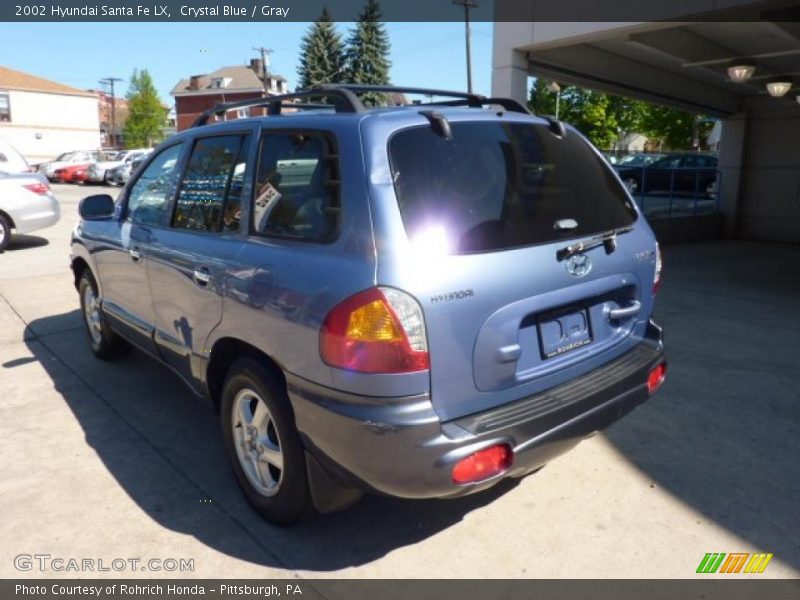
(605, 300, 642, 320)
(129, 247, 142, 262)
(193, 267, 211, 286)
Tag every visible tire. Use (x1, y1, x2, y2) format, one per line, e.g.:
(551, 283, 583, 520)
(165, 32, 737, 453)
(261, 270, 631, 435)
(0, 214, 11, 252)
(78, 270, 131, 360)
(220, 358, 313, 525)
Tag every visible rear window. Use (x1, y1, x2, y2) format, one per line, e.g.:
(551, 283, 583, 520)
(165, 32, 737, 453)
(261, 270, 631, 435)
(389, 121, 636, 254)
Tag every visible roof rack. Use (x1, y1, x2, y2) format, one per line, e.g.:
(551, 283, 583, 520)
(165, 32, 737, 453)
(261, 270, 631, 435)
(191, 87, 366, 127)
(190, 84, 530, 128)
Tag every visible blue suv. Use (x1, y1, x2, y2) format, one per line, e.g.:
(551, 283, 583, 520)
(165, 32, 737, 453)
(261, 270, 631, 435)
(71, 85, 666, 524)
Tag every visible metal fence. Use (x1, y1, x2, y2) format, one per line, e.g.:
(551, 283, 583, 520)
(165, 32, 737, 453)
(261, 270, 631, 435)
(615, 166, 722, 220)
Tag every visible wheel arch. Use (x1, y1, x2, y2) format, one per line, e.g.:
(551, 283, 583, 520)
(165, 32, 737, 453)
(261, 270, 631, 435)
(0, 210, 16, 229)
(205, 337, 287, 412)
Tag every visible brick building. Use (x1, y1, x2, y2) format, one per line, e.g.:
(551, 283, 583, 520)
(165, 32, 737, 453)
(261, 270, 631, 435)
(170, 59, 287, 131)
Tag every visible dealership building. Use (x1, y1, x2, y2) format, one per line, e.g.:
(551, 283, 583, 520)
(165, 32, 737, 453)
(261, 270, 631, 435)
(492, 2, 800, 244)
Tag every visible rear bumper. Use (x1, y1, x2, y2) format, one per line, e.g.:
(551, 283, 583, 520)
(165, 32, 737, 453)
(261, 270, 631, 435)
(289, 320, 665, 500)
(12, 195, 61, 234)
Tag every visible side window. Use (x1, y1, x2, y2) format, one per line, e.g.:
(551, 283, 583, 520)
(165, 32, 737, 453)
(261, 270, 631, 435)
(172, 135, 249, 233)
(126, 143, 184, 226)
(252, 132, 339, 241)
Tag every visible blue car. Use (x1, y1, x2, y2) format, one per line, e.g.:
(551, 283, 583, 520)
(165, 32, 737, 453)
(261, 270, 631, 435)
(70, 85, 666, 524)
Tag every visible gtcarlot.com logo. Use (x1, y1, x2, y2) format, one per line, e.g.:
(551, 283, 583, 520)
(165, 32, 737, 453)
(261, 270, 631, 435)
(696, 552, 773, 574)
(14, 553, 195, 573)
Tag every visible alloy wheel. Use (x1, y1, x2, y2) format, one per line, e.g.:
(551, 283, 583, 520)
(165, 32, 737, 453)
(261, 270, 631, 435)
(231, 388, 285, 497)
(82, 284, 104, 345)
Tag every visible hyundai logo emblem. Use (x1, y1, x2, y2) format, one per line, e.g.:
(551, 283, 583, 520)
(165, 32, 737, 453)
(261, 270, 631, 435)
(566, 254, 592, 277)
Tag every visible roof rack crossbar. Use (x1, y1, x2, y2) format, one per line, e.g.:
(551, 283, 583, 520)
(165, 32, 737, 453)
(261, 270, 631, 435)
(418, 97, 530, 114)
(311, 83, 487, 108)
(191, 88, 365, 127)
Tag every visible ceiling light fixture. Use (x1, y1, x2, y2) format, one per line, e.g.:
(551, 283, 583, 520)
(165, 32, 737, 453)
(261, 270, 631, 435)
(766, 79, 793, 97)
(727, 61, 756, 83)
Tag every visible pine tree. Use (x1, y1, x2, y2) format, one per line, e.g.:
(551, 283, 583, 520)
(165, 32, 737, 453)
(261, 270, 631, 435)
(344, 0, 391, 106)
(297, 6, 345, 88)
(123, 69, 166, 148)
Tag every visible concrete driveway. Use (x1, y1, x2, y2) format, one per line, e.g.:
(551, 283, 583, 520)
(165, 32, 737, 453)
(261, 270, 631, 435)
(0, 183, 797, 579)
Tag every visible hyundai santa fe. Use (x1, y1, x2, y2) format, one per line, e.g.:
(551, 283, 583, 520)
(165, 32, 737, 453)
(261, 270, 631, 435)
(70, 84, 666, 524)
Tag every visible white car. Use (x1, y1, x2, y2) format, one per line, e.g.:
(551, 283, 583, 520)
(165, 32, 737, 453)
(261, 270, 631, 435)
(0, 173, 61, 251)
(39, 150, 100, 181)
(87, 149, 150, 183)
(0, 139, 32, 174)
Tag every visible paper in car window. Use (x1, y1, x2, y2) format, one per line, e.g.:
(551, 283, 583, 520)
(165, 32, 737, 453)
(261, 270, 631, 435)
(254, 182, 282, 232)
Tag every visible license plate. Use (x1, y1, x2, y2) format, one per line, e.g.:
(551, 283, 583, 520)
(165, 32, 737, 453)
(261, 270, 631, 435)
(538, 307, 593, 359)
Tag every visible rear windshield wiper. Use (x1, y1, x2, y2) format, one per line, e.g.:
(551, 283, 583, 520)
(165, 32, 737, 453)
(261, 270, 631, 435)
(556, 226, 634, 262)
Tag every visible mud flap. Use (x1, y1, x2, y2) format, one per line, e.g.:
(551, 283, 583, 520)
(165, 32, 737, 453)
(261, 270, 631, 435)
(305, 451, 363, 514)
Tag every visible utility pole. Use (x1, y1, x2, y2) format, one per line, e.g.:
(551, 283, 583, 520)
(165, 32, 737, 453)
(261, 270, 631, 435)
(252, 46, 273, 95)
(452, 0, 478, 93)
(99, 77, 123, 148)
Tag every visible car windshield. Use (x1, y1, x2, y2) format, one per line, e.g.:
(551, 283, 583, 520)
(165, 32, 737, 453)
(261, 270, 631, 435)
(56, 152, 77, 161)
(389, 121, 637, 254)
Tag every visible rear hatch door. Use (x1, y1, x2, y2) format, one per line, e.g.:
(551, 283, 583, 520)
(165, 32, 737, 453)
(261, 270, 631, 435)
(379, 115, 658, 421)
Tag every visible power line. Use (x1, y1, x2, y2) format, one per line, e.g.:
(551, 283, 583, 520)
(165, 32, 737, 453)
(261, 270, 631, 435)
(99, 76, 123, 148)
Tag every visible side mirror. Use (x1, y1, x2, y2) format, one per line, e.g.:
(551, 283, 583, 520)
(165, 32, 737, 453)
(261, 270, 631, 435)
(79, 194, 116, 220)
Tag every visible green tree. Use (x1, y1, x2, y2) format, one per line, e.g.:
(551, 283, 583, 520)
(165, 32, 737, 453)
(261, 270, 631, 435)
(639, 105, 712, 151)
(529, 80, 629, 149)
(344, 0, 391, 106)
(123, 69, 166, 149)
(529, 78, 710, 151)
(297, 6, 346, 88)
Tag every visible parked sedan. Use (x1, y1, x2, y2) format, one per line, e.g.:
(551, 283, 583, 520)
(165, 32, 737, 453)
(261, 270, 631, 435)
(0, 173, 60, 251)
(53, 163, 92, 183)
(106, 154, 148, 186)
(616, 154, 718, 196)
(86, 149, 150, 184)
(615, 153, 664, 168)
(38, 151, 100, 181)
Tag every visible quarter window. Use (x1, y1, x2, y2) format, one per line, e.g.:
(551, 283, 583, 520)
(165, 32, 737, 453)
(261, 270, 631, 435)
(252, 131, 339, 241)
(126, 143, 184, 226)
(0, 92, 10, 122)
(172, 134, 250, 233)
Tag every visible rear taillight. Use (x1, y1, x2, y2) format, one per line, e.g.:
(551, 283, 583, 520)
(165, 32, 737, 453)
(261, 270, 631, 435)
(321, 287, 429, 373)
(452, 444, 513, 485)
(647, 363, 667, 394)
(653, 242, 662, 295)
(23, 182, 50, 195)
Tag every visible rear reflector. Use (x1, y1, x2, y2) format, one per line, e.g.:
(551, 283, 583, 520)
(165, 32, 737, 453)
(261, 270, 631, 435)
(647, 363, 667, 394)
(23, 182, 50, 195)
(653, 242, 662, 295)
(321, 287, 429, 373)
(451, 444, 513, 485)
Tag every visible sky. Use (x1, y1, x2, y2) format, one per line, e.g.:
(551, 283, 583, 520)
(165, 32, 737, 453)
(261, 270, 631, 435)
(0, 21, 495, 104)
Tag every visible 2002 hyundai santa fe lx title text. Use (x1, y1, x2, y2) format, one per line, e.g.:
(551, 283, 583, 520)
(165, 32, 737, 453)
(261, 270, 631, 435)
(70, 84, 666, 524)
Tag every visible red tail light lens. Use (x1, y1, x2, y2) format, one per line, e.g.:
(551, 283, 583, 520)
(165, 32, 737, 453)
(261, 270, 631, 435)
(321, 287, 429, 373)
(653, 242, 662, 295)
(23, 182, 50, 195)
(452, 444, 513, 485)
(647, 363, 667, 394)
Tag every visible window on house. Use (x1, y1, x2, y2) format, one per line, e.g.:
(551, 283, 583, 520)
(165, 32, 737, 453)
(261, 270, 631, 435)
(172, 134, 250, 233)
(0, 92, 10, 122)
